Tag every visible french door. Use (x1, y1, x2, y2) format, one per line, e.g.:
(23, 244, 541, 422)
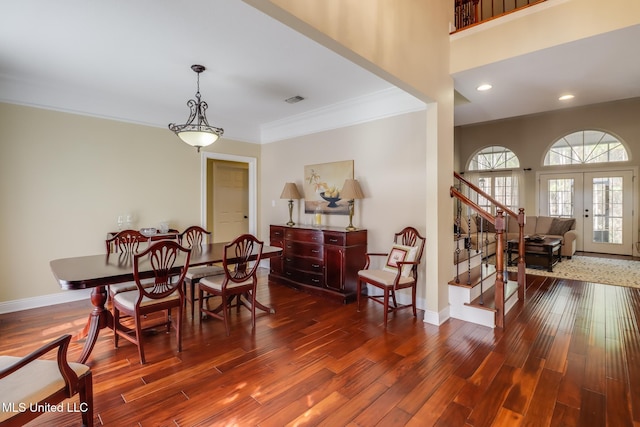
(539, 170, 634, 255)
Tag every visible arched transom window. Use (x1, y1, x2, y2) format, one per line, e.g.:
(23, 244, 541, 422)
(466, 146, 521, 212)
(544, 130, 628, 166)
(468, 146, 520, 171)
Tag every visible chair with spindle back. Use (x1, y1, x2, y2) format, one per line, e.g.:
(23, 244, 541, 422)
(105, 229, 151, 297)
(198, 234, 264, 336)
(178, 226, 225, 319)
(112, 240, 191, 364)
(357, 227, 426, 327)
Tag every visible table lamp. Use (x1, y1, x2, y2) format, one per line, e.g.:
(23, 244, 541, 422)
(340, 179, 365, 231)
(280, 182, 302, 226)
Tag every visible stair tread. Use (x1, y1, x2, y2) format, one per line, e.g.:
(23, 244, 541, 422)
(449, 263, 496, 288)
(465, 279, 519, 312)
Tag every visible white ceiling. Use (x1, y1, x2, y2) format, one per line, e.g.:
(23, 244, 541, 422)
(1, 1, 638, 143)
(452, 24, 640, 126)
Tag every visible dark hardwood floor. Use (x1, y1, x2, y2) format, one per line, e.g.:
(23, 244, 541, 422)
(1, 268, 639, 426)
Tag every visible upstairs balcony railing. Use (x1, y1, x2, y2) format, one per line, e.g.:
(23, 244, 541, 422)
(453, 0, 546, 32)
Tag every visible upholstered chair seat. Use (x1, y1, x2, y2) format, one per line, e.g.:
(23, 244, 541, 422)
(357, 269, 416, 287)
(186, 265, 224, 281)
(0, 334, 93, 426)
(199, 275, 253, 291)
(0, 358, 89, 419)
(113, 290, 180, 311)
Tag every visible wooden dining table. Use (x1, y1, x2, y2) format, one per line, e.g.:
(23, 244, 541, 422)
(50, 242, 282, 363)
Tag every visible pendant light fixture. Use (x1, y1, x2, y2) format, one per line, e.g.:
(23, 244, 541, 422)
(169, 64, 224, 152)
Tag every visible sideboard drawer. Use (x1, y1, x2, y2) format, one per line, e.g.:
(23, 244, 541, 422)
(325, 230, 368, 246)
(323, 232, 344, 246)
(285, 241, 323, 258)
(282, 269, 323, 287)
(283, 256, 324, 273)
(285, 228, 323, 243)
(270, 226, 285, 241)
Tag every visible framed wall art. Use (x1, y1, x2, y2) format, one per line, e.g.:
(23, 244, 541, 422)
(304, 160, 353, 215)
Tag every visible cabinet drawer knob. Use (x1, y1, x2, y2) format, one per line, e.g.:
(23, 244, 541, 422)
(312, 264, 320, 268)
(311, 249, 319, 253)
(311, 278, 320, 283)
(329, 238, 338, 243)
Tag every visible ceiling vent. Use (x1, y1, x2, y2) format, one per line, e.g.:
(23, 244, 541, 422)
(285, 95, 305, 104)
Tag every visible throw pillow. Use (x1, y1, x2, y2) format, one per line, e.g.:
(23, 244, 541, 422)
(548, 218, 575, 236)
(382, 244, 419, 277)
(474, 215, 497, 233)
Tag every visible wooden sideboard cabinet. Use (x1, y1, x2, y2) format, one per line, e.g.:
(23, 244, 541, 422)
(268, 225, 367, 303)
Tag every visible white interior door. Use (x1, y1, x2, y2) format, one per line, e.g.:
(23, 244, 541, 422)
(540, 170, 634, 255)
(212, 161, 249, 243)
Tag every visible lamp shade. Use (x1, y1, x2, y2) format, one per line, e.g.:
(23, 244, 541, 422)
(340, 179, 364, 200)
(280, 182, 301, 200)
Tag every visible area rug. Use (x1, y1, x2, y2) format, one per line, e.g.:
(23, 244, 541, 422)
(507, 256, 640, 288)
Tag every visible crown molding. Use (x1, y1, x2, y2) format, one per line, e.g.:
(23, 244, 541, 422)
(260, 87, 426, 144)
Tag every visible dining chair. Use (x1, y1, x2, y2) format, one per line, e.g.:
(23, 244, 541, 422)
(198, 234, 264, 336)
(105, 229, 151, 297)
(112, 240, 191, 364)
(0, 334, 93, 427)
(356, 227, 426, 327)
(178, 226, 224, 319)
(105, 229, 150, 254)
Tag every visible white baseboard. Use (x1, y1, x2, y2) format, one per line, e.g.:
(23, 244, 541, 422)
(423, 306, 450, 326)
(0, 289, 93, 314)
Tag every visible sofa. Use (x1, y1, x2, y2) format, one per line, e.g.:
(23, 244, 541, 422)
(455, 215, 577, 259)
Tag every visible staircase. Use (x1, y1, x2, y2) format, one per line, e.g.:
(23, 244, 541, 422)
(449, 172, 527, 329)
(448, 237, 519, 328)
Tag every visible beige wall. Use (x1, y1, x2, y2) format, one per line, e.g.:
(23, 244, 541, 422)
(249, 0, 455, 323)
(0, 102, 259, 304)
(261, 111, 429, 305)
(249, 0, 451, 102)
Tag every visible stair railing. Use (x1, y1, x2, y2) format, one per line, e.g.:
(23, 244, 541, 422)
(453, 0, 547, 32)
(450, 172, 526, 328)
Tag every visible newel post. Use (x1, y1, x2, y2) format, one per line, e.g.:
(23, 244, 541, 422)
(517, 208, 527, 301)
(494, 210, 505, 329)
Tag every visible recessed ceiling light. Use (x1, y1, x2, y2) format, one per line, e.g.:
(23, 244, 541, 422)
(476, 84, 492, 91)
(559, 94, 575, 101)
